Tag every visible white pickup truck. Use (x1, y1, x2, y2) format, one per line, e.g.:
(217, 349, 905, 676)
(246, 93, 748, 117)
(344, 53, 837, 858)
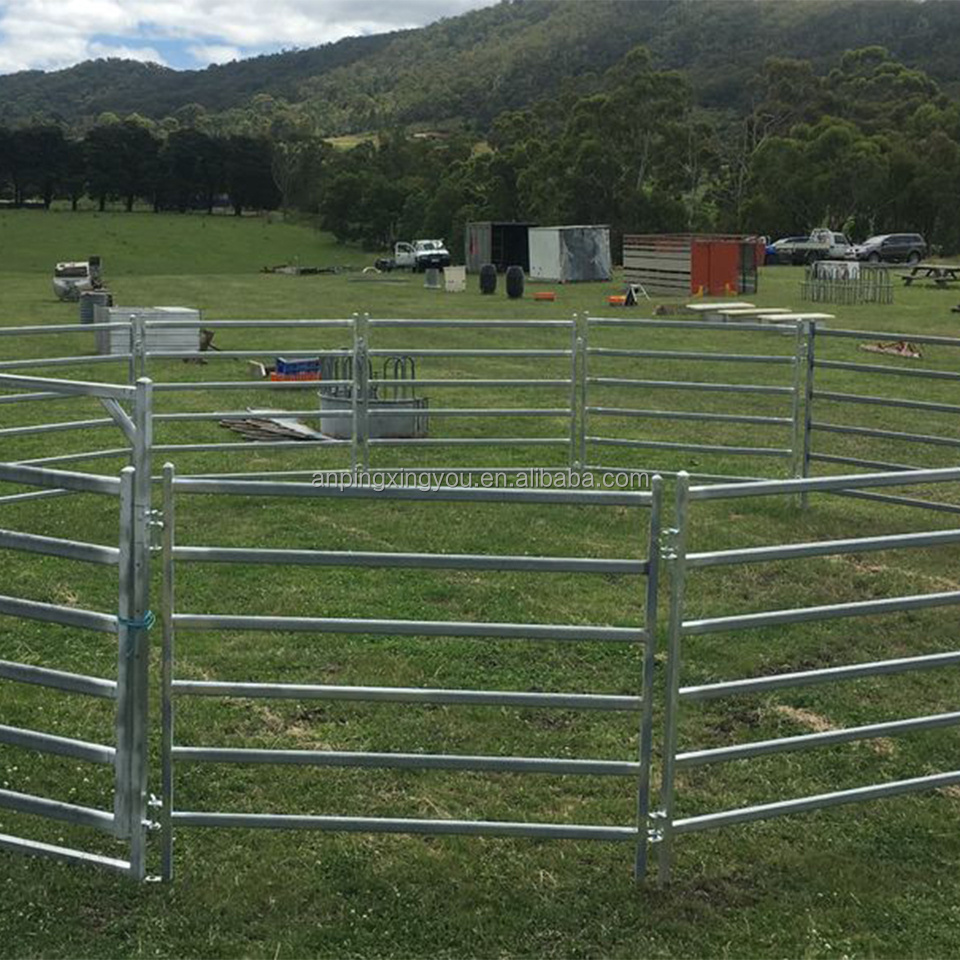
(375, 240, 451, 273)
(765, 229, 855, 265)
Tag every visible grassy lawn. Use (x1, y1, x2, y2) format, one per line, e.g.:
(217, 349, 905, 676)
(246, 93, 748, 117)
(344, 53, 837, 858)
(1, 211, 960, 958)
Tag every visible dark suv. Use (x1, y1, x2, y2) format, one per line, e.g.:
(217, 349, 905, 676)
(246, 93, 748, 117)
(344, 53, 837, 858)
(854, 233, 927, 264)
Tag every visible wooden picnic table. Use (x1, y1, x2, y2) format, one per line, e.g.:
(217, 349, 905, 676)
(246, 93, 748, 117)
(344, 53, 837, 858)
(900, 263, 960, 287)
(715, 307, 792, 322)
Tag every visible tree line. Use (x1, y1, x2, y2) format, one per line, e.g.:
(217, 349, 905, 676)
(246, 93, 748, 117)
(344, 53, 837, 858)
(0, 117, 279, 214)
(2, 45, 959, 258)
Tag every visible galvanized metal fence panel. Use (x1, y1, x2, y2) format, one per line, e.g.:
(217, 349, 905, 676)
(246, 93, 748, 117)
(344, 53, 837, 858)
(159, 463, 663, 881)
(653, 468, 960, 883)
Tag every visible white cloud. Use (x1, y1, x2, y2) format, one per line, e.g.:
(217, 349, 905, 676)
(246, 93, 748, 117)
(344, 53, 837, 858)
(0, 0, 497, 73)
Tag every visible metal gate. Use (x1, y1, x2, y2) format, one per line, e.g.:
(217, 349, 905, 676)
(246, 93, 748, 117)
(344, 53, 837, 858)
(0, 373, 153, 877)
(158, 465, 662, 881)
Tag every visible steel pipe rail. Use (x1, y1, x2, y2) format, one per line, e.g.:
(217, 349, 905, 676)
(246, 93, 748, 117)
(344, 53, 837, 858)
(0, 528, 119, 564)
(173, 613, 644, 643)
(0, 355, 131, 371)
(142, 319, 354, 329)
(675, 710, 960, 769)
(672, 770, 960, 835)
(0, 658, 117, 699)
(687, 526, 960, 569)
(172, 545, 648, 575)
(680, 649, 960, 701)
(0, 724, 116, 765)
(0, 461, 121, 494)
(815, 359, 960, 382)
(172, 476, 651, 506)
(0, 788, 116, 833)
(589, 437, 791, 458)
(683, 588, 960, 636)
(366, 349, 572, 358)
(586, 317, 797, 333)
(0, 417, 116, 438)
(0, 322, 132, 336)
(0, 594, 117, 633)
(813, 390, 960, 417)
(0, 373, 134, 401)
(173, 746, 639, 776)
(587, 347, 794, 364)
(171, 811, 636, 841)
(589, 377, 793, 395)
(818, 327, 960, 347)
(172, 680, 641, 711)
(688, 466, 960, 501)
(0, 833, 131, 874)
(812, 421, 960, 450)
(368, 318, 575, 328)
(587, 407, 791, 427)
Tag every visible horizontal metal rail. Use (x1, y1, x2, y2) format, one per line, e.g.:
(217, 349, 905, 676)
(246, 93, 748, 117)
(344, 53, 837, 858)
(366, 349, 571, 358)
(155, 408, 569, 422)
(0, 322, 132, 336)
(0, 373, 134, 402)
(0, 724, 116, 765)
(809, 453, 916, 472)
(0, 391, 80, 404)
(15, 448, 131, 467)
(173, 746, 638, 777)
(368, 319, 575, 328)
(587, 347, 794, 364)
(0, 418, 117, 438)
(172, 545, 647, 575)
(0, 833, 131, 874)
(814, 390, 960, 417)
(0, 355, 130, 371)
(175, 466, 583, 481)
(0, 788, 115, 833)
(813, 421, 960, 450)
(172, 476, 651, 506)
(0, 594, 117, 633)
(683, 589, 960, 636)
(0, 528, 119, 565)
(680, 649, 960, 701)
(688, 466, 960, 501)
(153, 380, 351, 392)
(588, 437, 791, 458)
(587, 407, 791, 427)
(172, 680, 640, 711)
(153, 440, 349, 453)
(0, 461, 120, 494)
(148, 349, 351, 361)
(687, 527, 960, 569)
(818, 327, 960, 348)
(368, 437, 568, 447)
(675, 710, 960, 769)
(143, 319, 354, 329)
(173, 613, 644, 643)
(586, 317, 796, 333)
(171, 811, 635, 841)
(0, 489, 74, 506)
(815, 359, 960, 382)
(0, 659, 117, 699)
(672, 770, 960, 835)
(832, 490, 960, 515)
(589, 377, 793, 396)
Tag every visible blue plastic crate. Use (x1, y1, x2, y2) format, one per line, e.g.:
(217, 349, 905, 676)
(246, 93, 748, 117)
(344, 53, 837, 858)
(275, 357, 321, 375)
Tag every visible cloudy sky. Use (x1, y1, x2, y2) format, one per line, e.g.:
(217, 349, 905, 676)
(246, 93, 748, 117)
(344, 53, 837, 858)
(0, 0, 499, 75)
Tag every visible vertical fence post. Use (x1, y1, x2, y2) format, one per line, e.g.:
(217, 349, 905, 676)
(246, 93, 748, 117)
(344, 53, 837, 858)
(657, 470, 689, 886)
(114, 466, 135, 845)
(569, 315, 581, 475)
(578, 313, 589, 470)
(634, 474, 662, 880)
(127, 376, 154, 879)
(800, 320, 817, 509)
(160, 462, 176, 882)
(790, 320, 805, 480)
(351, 313, 369, 478)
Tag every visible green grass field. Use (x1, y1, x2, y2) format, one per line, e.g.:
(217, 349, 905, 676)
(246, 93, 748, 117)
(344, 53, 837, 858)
(1, 210, 960, 958)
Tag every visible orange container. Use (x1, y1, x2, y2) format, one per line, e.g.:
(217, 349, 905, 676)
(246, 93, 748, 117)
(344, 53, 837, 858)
(533, 291, 556, 301)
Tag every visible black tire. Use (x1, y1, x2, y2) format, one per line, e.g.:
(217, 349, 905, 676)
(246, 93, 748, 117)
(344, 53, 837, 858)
(479, 263, 497, 295)
(868, 251, 882, 263)
(505, 265, 525, 299)
(907, 250, 921, 264)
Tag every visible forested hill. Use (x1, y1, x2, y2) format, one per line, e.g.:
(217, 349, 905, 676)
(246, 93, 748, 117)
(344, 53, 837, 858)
(2, 0, 960, 132)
